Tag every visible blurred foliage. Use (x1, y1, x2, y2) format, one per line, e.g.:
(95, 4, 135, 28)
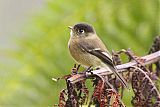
(0, 0, 159, 107)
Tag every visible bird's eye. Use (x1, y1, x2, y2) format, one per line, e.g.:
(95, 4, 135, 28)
(78, 29, 85, 33)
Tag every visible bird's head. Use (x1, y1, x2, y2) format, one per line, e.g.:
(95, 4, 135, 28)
(68, 23, 95, 38)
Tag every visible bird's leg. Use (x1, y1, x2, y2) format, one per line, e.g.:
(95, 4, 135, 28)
(83, 66, 93, 73)
(71, 64, 81, 74)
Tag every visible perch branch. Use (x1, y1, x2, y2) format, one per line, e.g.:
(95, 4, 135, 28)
(68, 50, 160, 84)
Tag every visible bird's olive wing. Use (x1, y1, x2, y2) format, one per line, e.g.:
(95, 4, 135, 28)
(78, 41, 114, 67)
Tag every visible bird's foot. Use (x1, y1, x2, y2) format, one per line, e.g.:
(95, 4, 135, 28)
(83, 66, 93, 73)
(71, 64, 81, 74)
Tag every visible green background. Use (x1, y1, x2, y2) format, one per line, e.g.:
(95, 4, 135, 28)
(0, 0, 159, 107)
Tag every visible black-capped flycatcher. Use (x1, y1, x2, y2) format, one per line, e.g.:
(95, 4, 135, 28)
(68, 23, 128, 88)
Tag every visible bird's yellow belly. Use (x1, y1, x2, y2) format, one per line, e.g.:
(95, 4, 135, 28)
(69, 47, 101, 67)
(75, 54, 101, 67)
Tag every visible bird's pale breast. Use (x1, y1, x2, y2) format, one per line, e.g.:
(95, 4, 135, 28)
(68, 38, 102, 67)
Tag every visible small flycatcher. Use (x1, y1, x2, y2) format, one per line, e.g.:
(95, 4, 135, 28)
(68, 22, 128, 88)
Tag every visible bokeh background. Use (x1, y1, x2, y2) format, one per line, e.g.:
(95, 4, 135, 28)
(0, 0, 159, 107)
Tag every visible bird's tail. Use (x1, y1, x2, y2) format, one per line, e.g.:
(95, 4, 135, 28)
(106, 65, 129, 89)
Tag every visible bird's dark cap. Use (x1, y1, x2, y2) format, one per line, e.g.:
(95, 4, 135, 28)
(73, 23, 95, 33)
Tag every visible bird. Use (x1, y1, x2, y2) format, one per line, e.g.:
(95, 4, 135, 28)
(68, 22, 128, 88)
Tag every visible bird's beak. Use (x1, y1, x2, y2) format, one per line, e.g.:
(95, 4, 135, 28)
(68, 26, 73, 30)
